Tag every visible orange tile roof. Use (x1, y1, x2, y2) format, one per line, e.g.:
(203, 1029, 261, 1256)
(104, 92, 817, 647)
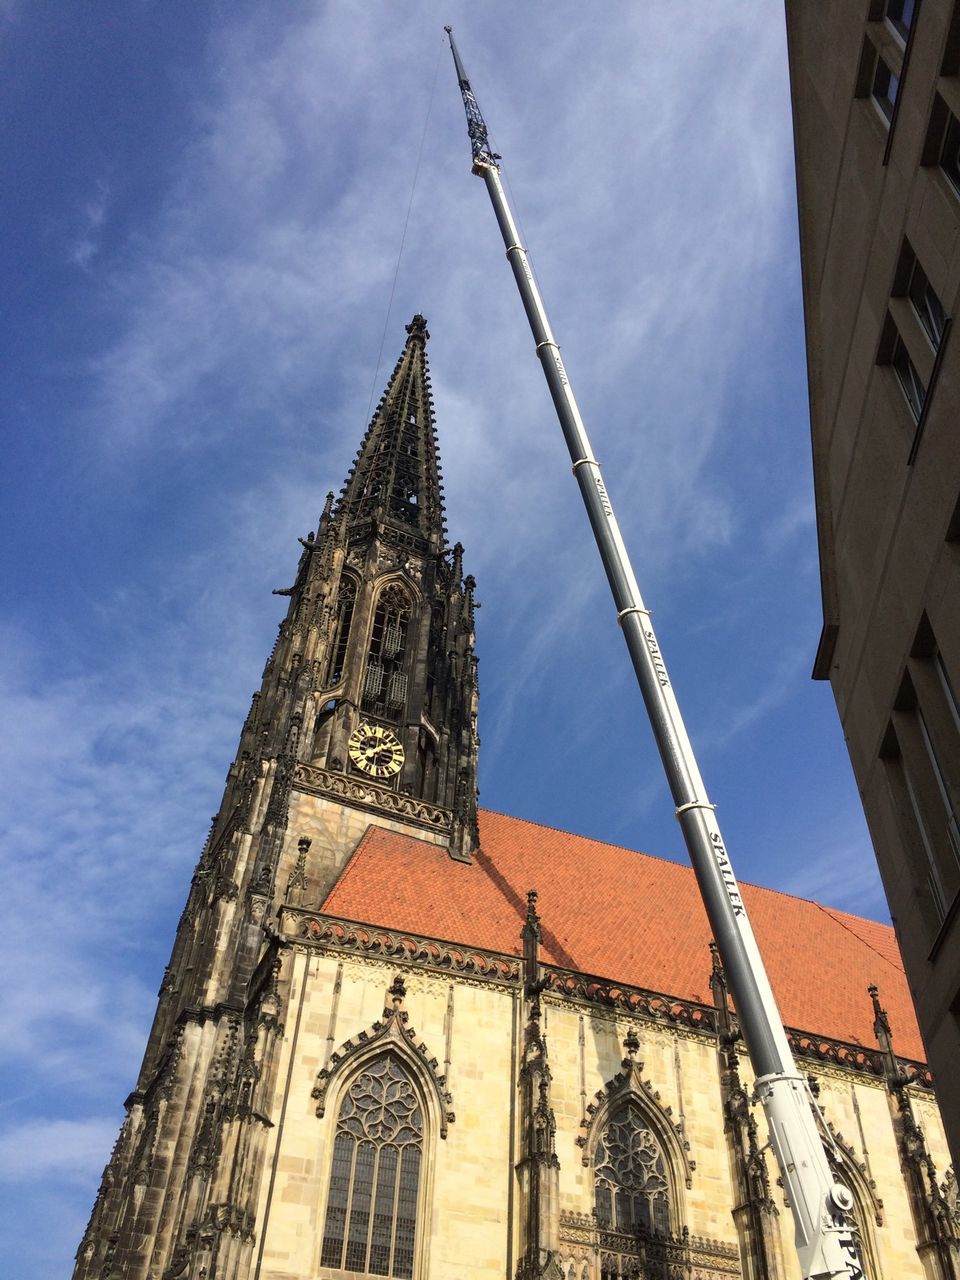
(321, 808, 924, 1063)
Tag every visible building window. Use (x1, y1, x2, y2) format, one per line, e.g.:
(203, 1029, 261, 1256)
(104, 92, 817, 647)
(916, 702, 960, 873)
(886, 642, 960, 927)
(320, 1053, 424, 1279)
(924, 96, 960, 194)
(883, 241, 951, 450)
(857, 36, 904, 123)
(901, 743, 952, 918)
(886, 0, 917, 42)
(908, 255, 948, 349)
(872, 52, 901, 120)
(892, 330, 927, 418)
(594, 1101, 671, 1239)
(858, 0, 915, 124)
(937, 650, 960, 734)
(362, 584, 411, 724)
(326, 576, 358, 687)
(940, 108, 960, 195)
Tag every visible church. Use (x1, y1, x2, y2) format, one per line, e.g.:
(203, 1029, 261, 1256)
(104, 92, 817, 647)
(74, 316, 960, 1280)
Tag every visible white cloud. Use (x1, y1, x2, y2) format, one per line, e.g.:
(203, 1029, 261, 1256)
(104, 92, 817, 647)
(696, 643, 812, 752)
(70, 179, 110, 271)
(779, 823, 890, 921)
(0, 1117, 118, 1183)
(3, 6, 881, 1277)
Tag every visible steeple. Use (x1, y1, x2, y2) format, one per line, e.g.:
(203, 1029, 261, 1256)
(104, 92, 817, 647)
(73, 318, 480, 1280)
(338, 314, 446, 548)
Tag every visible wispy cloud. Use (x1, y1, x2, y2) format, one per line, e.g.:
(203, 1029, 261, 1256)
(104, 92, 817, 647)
(0, 1117, 119, 1183)
(696, 643, 812, 752)
(1, 6, 879, 1278)
(779, 818, 890, 921)
(70, 179, 110, 271)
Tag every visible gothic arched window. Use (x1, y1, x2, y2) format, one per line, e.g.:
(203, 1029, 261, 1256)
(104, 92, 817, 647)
(594, 1100, 671, 1238)
(326, 576, 358, 688)
(321, 1053, 424, 1278)
(828, 1158, 880, 1280)
(362, 585, 411, 724)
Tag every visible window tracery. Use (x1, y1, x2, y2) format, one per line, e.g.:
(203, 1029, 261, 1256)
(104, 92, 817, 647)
(321, 1053, 423, 1278)
(594, 1099, 671, 1238)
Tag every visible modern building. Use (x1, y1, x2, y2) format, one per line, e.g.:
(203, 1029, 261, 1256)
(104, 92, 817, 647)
(74, 318, 958, 1280)
(786, 0, 960, 1170)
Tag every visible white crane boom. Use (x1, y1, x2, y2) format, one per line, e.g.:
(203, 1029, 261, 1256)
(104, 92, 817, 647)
(444, 27, 863, 1280)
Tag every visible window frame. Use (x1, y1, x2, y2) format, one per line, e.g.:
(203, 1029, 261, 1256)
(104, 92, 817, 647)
(878, 240, 951, 460)
(317, 1047, 436, 1280)
(593, 1099, 673, 1239)
(884, 654, 960, 937)
(360, 581, 414, 729)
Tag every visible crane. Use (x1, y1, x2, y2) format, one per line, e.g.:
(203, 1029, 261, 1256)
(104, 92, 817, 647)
(444, 26, 863, 1280)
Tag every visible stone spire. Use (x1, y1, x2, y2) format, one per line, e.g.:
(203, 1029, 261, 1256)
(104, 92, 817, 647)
(337, 314, 446, 547)
(73, 319, 480, 1280)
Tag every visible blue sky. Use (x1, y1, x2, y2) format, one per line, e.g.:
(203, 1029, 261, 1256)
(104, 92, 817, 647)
(1, 3, 887, 1276)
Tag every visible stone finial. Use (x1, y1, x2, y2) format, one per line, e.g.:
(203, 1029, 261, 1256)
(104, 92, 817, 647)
(868, 984, 893, 1045)
(406, 313, 429, 342)
(388, 974, 406, 1012)
(286, 837, 310, 897)
(526, 889, 539, 928)
(463, 574, 478, 619)
(623, 1028, 640, 1061)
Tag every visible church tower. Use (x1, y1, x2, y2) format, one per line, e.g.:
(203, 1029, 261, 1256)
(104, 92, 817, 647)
(74, 316, 480, 1280)
(74, 315, 957, 1280)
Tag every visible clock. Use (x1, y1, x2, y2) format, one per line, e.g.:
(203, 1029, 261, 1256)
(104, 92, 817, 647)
(348, 723, 405, 779)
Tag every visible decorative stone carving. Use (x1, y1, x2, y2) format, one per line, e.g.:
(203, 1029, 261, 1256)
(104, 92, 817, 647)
(292, 761, 453, 832)
(577, 1034, 695, 1189)
(311, 973, 455, 1138)
(286, 911, 520, 984)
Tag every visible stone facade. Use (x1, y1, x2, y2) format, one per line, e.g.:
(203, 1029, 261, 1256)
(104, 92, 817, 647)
(74, 317, 960, 1280)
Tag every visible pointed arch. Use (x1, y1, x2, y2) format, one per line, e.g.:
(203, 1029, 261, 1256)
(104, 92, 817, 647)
(325, 573, 359, 688)
(577, 1051, 693, 1280)
(319, 1053, 424, 1279)
(362, 582, 415, 724)
(312, 983, 451, 1280)
(311, 991, 454, 1139)
(823, 1128, 884, 1280)
(578, 1055, 694, 1195)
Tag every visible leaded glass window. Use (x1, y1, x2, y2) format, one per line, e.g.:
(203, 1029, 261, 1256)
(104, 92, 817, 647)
(321, 1054, 423, 1278)
(594, 1101, 671, 1237)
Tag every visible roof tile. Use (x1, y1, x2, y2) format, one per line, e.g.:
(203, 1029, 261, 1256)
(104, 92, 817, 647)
(321, 809, 923, 1062)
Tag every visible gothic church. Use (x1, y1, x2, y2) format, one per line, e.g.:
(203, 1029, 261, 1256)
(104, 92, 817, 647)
(75, 318, 960, 1280)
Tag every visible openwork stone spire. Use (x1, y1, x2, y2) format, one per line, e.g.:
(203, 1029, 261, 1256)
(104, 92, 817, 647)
(338, 314, 446, 548)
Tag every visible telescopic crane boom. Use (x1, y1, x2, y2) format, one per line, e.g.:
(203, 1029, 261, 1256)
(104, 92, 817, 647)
(444, 27, 863, 1280)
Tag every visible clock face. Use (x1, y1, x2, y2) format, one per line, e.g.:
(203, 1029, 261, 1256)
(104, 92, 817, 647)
(348, 723, 405, 779)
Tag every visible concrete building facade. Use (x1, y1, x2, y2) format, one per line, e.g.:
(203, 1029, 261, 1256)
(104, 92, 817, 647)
(786, 0, 960, 1169)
